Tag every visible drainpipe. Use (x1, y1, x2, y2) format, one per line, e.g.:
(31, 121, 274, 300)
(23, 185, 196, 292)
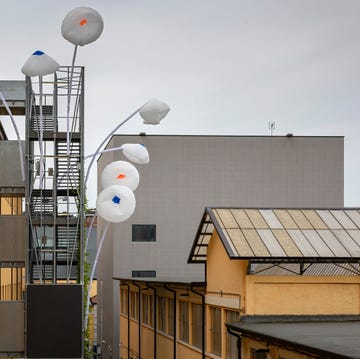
(146, 283, 157, 359)
(190, 285, 205, 359)
(164, 285, 177, 359)
(121, 282, 131, 359)
(226, 326, 242, 359)
(133, 282, 141, 359)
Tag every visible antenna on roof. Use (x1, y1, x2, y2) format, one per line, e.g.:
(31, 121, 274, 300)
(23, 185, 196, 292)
(268, 122, 275, 136)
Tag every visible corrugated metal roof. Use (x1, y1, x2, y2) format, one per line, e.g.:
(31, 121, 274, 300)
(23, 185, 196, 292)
(188, 208, 360, 265)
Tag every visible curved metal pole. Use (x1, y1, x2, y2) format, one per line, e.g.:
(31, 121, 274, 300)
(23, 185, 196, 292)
(84, 222, 109, 332)
(84, 146, 124, 161)
(66, 44, 78, 155)
(0, 91, 25, 181)
(84, 105, 145, 185)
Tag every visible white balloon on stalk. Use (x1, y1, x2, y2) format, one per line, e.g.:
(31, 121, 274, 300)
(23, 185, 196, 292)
(61, 6, 104, 155)
(101, 160, 140, 191)
(121, 143, 150, 165)
(96, 184, 136, 223)
(139, 98, 170, 125)
(22, 51, 60, 188)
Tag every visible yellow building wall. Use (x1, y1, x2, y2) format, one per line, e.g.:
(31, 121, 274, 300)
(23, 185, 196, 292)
(177, 342, 203, 358)
(119, 314, 129, 359)
(246, 275, 360, 315)
(158, 334, 175, 358)
(206, 231, 247, 311)
(242, 338, 313, 359)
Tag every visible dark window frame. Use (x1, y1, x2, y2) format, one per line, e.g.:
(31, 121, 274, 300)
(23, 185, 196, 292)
(132, 270, 156, 278)
(132, 224, 156, 242)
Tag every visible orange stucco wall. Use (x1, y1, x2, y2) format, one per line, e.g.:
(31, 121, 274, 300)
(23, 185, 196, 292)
(206, 231, 247, 311)
(246, 275, 360, 315)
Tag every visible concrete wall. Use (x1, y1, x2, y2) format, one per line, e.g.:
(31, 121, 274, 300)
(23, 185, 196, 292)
(0, 216, 26, 262)
(98, 135, 344, 358)
(0, 301, 24, 353)
(0, 141, 25, 189)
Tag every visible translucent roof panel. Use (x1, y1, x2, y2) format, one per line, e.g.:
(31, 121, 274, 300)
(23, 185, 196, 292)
(188, 208, 360, 263)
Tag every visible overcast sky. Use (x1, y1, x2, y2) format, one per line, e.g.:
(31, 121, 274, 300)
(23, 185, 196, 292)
(1, 0, 360, 207)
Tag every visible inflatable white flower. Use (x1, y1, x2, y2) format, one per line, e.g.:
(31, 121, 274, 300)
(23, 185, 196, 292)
(121, 143, 150, 165)
(61, 7, 104, 46)
(101, 161, 140, 191)
(96, 185, 136, 223)
(139, 99, 170, 125)
(21, 51, 60, 77)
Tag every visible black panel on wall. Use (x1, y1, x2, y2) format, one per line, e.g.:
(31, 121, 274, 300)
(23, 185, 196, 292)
(26, 284, 82, 358)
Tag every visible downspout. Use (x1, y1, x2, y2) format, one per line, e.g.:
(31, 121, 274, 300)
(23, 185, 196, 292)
(226, 326, 242, 359)
(133, 282, 141, 359)
(146, 283, 157, 359)
(190, 285, 205, 359)
(122, 282, 131, 359)
(164, 285, 177, 359)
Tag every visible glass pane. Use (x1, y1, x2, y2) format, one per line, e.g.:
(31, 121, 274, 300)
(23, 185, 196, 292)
(167, 298, 174, 336)
(179, 301, 189, 342)
(132, 224, 156, 242)
(158, 296, 166, 332)
(191, 304, 202, 349)
(211, 307, 222, 356)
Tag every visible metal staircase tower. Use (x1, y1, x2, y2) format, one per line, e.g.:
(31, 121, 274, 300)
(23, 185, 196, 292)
(25, 66, 85, 284)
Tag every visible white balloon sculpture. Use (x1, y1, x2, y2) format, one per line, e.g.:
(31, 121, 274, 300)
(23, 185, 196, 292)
(101, 160, 140, 191)
(96, 185, 136, 223)
(121, 143, 150, 165)
(61, 6, 104, 155)
(21, 51, 60, 77)
(61, 6, 104, 47)
(22, 51, 60, 189)
(140, 98, 170, 125)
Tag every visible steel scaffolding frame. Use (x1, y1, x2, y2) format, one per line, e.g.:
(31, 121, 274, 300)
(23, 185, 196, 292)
(25, 66, 85, 285)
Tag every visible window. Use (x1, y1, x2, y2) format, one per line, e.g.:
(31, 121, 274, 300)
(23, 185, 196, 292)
(149, 294, 154, 327)
(226, 310, 240, 358)
(130, 291, 139, 320)
(0, 194, 23, 215)
(132, 270, 156, 278)
(141, 293, 154, 326)
(142, 293, 149, 324)
(132, 224, 156, 242)
(120, 287, 128, 315)
(0, 267, 25, 300)
(251, 348, 269, 359)
(191, 303, 203, 349)
(158, 296, 166, 332)
(167, 298, 174, 336)
(210, 307, 222, 356)
(179, 301, 189, 342)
